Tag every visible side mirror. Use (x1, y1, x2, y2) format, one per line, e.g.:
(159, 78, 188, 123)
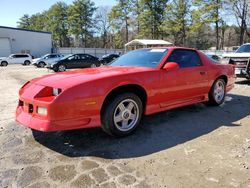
(163, 62, 180, 71)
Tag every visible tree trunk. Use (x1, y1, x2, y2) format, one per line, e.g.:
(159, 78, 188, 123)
(125, 17, 129, 43)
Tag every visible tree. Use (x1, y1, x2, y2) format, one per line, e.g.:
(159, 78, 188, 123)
(109, 0, 132, 45)
(47, 2, 69, 47)
(229, 0, 250, 45)
(17, 14, 31, 29)
(191, 0, 223, 49)
(138, 0, 168, 39)
(164, 0, 191, 46)
(95, 6, 110, 48)
(68, 0, 96, 47)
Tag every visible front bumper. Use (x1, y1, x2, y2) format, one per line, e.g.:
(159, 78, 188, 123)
(16, 81, 102, 132)
(16, 105, 92, 132)
(229, 58, 250, 79)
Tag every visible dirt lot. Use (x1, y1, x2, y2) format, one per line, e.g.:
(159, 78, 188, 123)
(0, 64, 249, 188)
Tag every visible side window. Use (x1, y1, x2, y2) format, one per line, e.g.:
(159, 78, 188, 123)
(50, 55, 57, 58)
(80, 55, 87, 60)
(167, 50, 202, 68)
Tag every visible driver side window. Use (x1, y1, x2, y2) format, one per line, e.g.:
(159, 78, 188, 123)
(167, 49, 202, 68)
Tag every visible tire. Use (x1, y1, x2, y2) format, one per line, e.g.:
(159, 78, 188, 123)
(1, 61, 8, 66)
(38, 61, 46, 68)
(101, 93, 143, 137)
(57, 64, 66, 72)
(90, 64, 97, 68)
(24, 60, 31, 65)
(208, 78, 226, 106)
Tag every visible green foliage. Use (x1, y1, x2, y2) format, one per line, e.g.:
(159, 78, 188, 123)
(16, 0, 249, 49)
(138, 0, 168, 39)
(68, 0, 97, 47)
(17, 14, 31, 29)
(47, 2, 69, 47)
(164, 0, 191, 45)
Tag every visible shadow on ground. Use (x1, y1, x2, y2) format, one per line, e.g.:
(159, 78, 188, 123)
(32, 94, 250, 159)
(235, 79, 250, 86)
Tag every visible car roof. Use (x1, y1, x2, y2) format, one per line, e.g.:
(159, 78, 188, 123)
(11, 53, 30, 55)
(133, 46, 197, 51)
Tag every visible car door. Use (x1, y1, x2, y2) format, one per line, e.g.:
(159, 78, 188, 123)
(159, 49, 208, 108)
(8, 55, 16, 64)
(78, 54, 92, 68)
(66, 55, 79, 69)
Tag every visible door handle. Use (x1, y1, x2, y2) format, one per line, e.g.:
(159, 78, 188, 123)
(200, 71, 207, 75)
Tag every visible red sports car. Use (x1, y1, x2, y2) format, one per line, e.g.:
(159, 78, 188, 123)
(16, 47, 235, 137)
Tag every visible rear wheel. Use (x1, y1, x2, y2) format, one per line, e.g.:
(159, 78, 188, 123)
(101, 93, 143, 137)
(38, 61, 46, 68)
(1, 61, 8, 66)
(58, 64, 66, 72)
(24, 60, 31, 65)
(208, 78, 226, 106)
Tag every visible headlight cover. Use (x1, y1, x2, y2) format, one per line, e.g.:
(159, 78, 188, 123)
(53, 88, 62, 96)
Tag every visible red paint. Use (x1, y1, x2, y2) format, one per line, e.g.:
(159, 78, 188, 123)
(16, 47, 235, 132)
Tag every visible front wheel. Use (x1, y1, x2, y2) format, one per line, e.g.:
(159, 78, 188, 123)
(1, 61, 8, 66)
(101, 93, 143, 137)
(38, 61, 46, 68)
(208, 79, 226, 106)
(24, 60, 31, 65)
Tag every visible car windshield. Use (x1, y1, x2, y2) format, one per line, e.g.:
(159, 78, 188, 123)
(110, 49, 168, 68)
(40, 54, 50, 59)
(236, 44, 250, 53)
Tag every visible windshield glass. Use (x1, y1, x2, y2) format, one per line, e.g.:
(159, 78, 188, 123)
(236, 44, 250, 53)
(41, 54, 50, 59)
(110, 49, 168, 68)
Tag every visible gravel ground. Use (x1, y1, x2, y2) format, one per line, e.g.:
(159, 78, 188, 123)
(0, 65, 250, 188)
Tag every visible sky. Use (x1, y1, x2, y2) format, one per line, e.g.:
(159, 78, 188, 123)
(0, 0, 116, 27)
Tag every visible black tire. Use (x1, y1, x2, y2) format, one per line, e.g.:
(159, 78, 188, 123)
(101, 93, 143, 137)
(38, 61, 46, 68)
(90, 64, 97, 68)
(208, 78, 226, 106)
(56, 64, 66, 72)
(1, 61, 8, 66)
(24, 60, 31, 65)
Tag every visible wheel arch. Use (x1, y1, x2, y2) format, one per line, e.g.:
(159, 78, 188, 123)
(215, 75, 228, 85)
(101, 84, 148, 115)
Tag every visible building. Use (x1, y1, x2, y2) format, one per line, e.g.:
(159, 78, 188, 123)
(125, 39, 173, 51)
(0, 26, 52, 57)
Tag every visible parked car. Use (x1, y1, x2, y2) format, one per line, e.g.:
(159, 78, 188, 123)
(222, 43, 250, 79)
(206, 54, 221, 62)
(32, 54, 64, 68)
(99, 53, 120, 64)
(16, 47, 235, 137)
(0, 54, 32, 66)
(47, 53, 101, 72)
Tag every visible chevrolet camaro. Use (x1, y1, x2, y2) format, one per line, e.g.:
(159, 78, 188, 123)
(16, 47, 235, 137)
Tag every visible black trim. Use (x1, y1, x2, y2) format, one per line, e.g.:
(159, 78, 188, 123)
(0, 26, 52, 34)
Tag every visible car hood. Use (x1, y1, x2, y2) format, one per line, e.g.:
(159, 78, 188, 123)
(31, 58, 41, 63)
(30, 66, 154, 88)
(222, 52, 250, 58)
(0, 57, 7, 60)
